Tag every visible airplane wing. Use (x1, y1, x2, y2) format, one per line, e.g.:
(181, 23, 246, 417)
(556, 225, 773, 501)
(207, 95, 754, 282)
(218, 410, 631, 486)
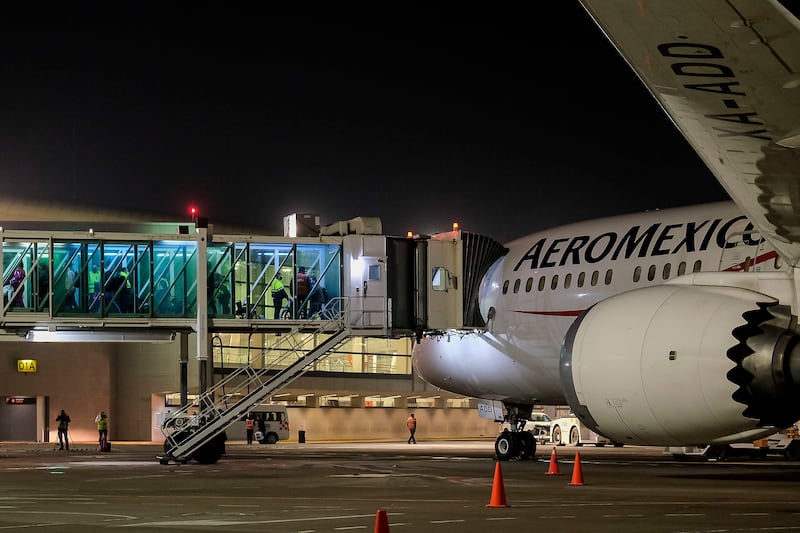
(578, 0, 800, 265)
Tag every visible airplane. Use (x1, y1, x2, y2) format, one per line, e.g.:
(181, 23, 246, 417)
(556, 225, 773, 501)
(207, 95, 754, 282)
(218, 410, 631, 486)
(412, 0, 800, 460)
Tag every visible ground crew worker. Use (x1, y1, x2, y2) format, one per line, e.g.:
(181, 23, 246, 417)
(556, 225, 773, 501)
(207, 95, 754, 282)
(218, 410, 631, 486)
(407, 413, 417, 444)
(96, 411, 109, 451)
(245, 415, 255, 445)
(56, 409, 71, 450)
(270, 273, 288, 319)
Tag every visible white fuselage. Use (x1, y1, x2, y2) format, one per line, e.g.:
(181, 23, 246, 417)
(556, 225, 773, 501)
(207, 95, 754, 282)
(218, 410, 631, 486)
(412, 201, 782, 405)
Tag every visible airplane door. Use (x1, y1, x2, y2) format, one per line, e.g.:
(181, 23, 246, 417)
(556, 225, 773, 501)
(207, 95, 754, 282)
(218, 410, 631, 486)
(719, 230, 762, 272)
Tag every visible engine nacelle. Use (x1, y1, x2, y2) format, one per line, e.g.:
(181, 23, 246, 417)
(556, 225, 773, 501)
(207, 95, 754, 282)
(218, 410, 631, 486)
(561, 284, 800, 446)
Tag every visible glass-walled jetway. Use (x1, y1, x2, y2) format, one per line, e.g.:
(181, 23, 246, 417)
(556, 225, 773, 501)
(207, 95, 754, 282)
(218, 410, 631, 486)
(0, 231, 345, 324)
(207, 241, 341, 321)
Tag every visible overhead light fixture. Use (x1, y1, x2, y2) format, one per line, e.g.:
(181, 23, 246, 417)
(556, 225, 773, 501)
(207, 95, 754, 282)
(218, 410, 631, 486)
(26, 330, 176, 343)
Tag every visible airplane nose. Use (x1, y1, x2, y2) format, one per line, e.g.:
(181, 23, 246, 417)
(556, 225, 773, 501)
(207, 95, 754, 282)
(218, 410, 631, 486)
(478, 257, 504, 324)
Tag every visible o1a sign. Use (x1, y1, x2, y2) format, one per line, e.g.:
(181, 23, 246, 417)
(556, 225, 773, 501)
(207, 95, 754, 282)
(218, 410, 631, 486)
(16, 359, 37, 373)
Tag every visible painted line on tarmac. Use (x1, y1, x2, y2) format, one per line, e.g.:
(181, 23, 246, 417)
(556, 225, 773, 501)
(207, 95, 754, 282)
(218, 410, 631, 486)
(117, 512, 402, 528)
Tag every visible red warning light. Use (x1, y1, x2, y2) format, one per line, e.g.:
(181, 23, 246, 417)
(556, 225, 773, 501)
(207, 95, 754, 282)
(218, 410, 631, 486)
(189, 206, 199, 217)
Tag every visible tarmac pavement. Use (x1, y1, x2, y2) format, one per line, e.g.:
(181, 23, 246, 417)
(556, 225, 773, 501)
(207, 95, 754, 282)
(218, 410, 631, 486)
(2, 439, 800, 532)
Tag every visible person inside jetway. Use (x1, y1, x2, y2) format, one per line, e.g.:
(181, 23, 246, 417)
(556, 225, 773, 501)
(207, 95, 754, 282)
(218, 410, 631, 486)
(88, 265, 101, 311)
(7, 262, 25, 308)
(296, 266, 309, 318)
(270, 273, 289, 319)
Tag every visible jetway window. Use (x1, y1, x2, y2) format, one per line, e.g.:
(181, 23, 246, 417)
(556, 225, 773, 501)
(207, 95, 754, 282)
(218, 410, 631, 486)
(633, 266, 641, 282)
(368, 264, 380, 281)
(432, 267, 447, 292)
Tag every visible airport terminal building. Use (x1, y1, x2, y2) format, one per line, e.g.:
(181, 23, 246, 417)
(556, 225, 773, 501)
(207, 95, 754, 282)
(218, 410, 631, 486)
(0, 204, 506, 447)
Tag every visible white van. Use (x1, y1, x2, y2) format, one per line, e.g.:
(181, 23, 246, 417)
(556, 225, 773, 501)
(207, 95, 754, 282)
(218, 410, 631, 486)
(229, 404, 290, 444)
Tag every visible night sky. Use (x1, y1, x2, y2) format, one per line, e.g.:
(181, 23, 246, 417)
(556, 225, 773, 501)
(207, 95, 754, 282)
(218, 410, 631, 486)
(0, 4, 730, 244)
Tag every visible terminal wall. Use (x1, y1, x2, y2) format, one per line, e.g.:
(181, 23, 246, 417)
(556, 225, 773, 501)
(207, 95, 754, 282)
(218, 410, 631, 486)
(0, 339, 116, 443)
(284, 407, 499, 442)
(1, 337, 501, 443)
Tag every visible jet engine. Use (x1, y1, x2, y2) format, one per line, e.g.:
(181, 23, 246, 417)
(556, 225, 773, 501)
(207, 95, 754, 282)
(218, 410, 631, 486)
(561, 284, 800, 446)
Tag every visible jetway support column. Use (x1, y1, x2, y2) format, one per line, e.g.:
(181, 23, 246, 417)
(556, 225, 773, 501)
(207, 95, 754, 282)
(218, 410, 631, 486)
(179, 332, 188, 407)
(195, 225, 209, 394)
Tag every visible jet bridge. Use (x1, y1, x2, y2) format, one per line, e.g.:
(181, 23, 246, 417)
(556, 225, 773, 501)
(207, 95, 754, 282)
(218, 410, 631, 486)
(0, 217, 505, 458)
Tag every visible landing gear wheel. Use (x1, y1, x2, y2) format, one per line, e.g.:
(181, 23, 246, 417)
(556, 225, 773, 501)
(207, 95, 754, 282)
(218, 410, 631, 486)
(518, 431, 536, 460)
(495, 431, 519, 461)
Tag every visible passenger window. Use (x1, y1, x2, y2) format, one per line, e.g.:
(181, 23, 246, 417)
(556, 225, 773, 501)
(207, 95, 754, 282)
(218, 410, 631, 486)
(502, 280, 509, 294)
(647, 265, 656, 281)
(693, 260, 702, 273)
(633, 266, 641, 283)
(678, 262, 686, 276)
(604, 269, 613, 285)
(513, 279, 521, 293)
(590, 271, 598, 287)
(775, 255, 783, 270)
(564, 273, 572, 289)
(538, 276, 546, 291)
(551, 275, 559, 290)
(525, 277, 533, 292)
(577, 272, 585, 287)
(662, 263, 671, 280)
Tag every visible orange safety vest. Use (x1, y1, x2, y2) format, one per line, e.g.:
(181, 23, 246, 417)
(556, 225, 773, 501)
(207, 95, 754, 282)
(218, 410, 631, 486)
(246, 419, 254, 430)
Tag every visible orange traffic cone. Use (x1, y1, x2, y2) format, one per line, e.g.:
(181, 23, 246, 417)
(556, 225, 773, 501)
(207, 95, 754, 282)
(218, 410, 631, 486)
(545, 447, 561, 475)
(374, 509, 390, 533)
(568, 451, 585, 486)
(486, 462, 510, 508)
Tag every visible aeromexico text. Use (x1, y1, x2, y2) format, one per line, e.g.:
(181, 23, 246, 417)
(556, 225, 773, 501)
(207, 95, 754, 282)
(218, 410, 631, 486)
(513, 216, 759, 271)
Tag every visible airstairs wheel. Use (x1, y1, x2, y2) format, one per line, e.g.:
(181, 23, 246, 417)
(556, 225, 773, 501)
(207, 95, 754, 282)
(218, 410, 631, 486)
(192, 432, 227, 465)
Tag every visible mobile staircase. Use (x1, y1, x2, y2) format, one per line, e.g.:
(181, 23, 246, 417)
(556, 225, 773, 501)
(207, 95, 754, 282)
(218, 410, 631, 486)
(158, 299, 350, 464)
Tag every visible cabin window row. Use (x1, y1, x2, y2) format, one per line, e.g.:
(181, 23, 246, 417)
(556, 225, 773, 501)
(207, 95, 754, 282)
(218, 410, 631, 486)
(501, 260, 705, 295)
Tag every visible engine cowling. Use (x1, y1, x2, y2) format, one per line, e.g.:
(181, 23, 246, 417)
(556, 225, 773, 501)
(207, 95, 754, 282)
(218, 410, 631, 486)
(561, 284, 800, 446)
